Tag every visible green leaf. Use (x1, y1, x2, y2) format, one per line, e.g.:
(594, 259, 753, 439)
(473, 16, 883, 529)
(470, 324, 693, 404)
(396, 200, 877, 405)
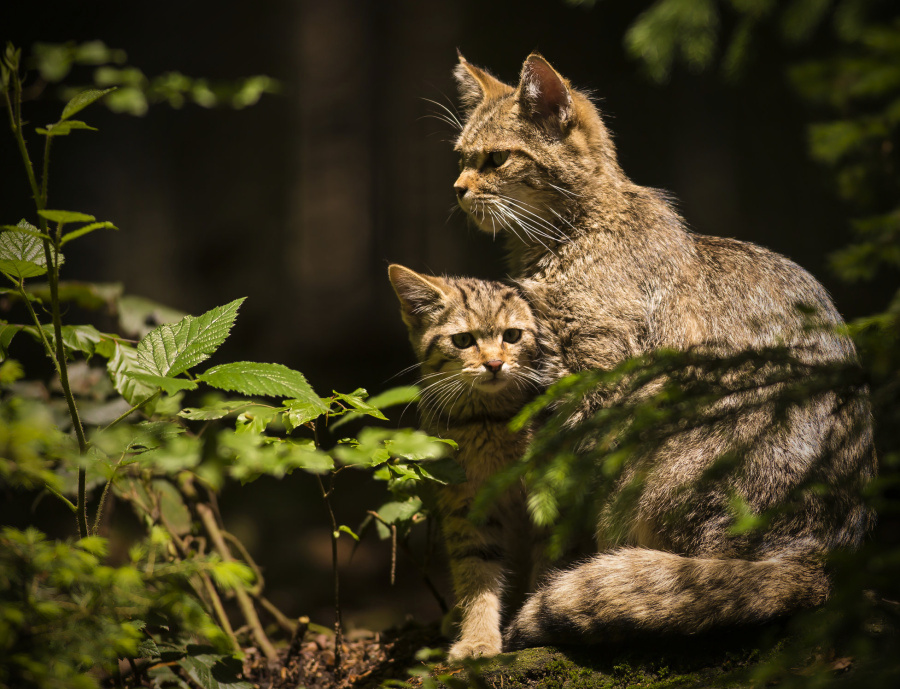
(333, 428, 455, 466)
(151, 480, 192, 535)
(0, 223, 50, 241)
(59, 324, 106, 358)
(35, 120, 98, 136)
(1, 322, 23, 360)
(330, 385, 419, 429)
(377, 498, 423, 525)
(282, 398, 330, 430)
(136, 298, 244, 378)
(336, 525, 360, 541)
(0, 221, 53, 279)
(235, 406, 280, 435)
(37, 209, 97, 225)
(108, 342, 156, 405)
(60, 87, 116, 121)
(126, 371, 199, 395)
(178, 399, 259, 421)
(334, 388, 388, 420)
(197, 361, 322, 402)
(178, 649, 253, 689)
(61, 221, 118, 246)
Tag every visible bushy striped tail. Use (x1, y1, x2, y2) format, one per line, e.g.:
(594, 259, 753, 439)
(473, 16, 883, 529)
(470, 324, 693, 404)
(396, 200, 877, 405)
(503, 547, 828, 650)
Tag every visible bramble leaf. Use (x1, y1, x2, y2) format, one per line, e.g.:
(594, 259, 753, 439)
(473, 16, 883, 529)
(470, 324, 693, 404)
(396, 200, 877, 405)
(108, 342, 156, 405)
(1, 323, 23, 360)
(61, 221, 118, 246)
(136, 298, 244, 378)
(197, 361, 323, 403)
(178, 399, 259, 421)
(37, 209, 96, 225)
(282, 398, 330, 430)
(125, 372, 199, 395)
(330, 385, 418, 429)
(35, 120, 98, 136)
(333, 388, 387, 420)
(60, 87, 115, 121)
(0, 221, 55, 280)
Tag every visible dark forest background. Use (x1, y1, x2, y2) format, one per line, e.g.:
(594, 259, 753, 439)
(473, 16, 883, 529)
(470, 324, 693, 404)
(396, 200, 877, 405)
(3, 0, 886, 635)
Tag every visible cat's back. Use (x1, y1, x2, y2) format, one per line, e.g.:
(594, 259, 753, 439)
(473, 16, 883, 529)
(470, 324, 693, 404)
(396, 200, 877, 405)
(682, 231, 854, 358)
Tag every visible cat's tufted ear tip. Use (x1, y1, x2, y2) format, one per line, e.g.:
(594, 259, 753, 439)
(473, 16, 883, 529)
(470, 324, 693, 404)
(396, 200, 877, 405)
(456, 48, 467, 63)
(517, 52, 574, 133)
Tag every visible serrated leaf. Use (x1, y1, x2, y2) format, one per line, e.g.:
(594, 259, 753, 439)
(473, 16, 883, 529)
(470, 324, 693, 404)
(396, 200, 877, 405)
(151, 480, 192, 535)
(235, 406, 280, 435)
(178, 400, 258, 421)
(1, 322, 23, 360)
(61, 220, 117, 246)
(0, 223, 50, 240)
(0, 221, 52, 279)
(59, 324, 105, 358)
(60, 87, 115, 121)
(126, 371, 199, 395)
(334, 388, 387, 420)
(108, 342, 156, 405)
(136, 298, 244, 378)
(36, 119, 98, 136)
(197, 361, 322, 402)
(282, 398, 330, 430)
(377, 498, 423, 525)
(38, 209, 97, 224)
(178, 651, 253, 689)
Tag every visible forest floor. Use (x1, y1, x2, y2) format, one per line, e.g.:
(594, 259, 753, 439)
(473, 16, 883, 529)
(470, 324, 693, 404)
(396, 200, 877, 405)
(240, 620, 869, 689)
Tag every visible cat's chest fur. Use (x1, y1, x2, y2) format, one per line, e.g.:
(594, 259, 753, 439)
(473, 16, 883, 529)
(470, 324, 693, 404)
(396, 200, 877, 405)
(427, 419, 527, 485)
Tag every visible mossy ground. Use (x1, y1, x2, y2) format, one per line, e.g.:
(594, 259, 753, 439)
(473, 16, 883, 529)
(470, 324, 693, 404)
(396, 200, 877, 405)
(421, 622, 860, 689)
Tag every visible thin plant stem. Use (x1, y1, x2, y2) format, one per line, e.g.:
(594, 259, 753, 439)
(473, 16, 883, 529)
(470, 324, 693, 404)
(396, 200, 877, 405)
(316, 472, 344, 678)
(15, 280, 60, 372)
(157, 509, 242, 655)
(196, 502, 278, 662)
(4, 57, 90, 537)
(101, 390, 161, 432)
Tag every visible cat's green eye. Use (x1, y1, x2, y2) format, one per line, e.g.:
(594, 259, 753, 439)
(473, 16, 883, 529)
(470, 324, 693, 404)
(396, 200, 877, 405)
(490, 151, 510, 167)
(451, 332, 475, 349)
(502, 328, 522, 344)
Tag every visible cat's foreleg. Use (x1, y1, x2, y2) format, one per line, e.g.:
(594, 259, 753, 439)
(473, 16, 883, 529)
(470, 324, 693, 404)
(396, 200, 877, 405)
(442, 510, 508, 660)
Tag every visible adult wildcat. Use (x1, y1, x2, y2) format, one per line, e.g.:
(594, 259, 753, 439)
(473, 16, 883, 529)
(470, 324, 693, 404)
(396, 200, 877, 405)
(387, 264, 543, 659)
(451, 53, 875, 651)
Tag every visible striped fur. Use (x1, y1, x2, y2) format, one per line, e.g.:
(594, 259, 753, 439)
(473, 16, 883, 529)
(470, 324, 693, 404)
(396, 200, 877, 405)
(451, 54, 876, 651)
(388, 265, 543, 659)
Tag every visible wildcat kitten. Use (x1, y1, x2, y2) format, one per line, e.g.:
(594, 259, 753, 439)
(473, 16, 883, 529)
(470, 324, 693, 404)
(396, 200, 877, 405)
(451, 53, 876, 650)
(387, 264, 542, 659)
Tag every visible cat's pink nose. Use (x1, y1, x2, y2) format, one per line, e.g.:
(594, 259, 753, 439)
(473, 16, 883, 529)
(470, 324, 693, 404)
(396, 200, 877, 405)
(454, 183, 468, 200)
(484, 360, 503, 374)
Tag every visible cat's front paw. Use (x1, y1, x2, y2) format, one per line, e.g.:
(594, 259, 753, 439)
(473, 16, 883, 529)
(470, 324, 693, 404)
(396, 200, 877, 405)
(447, 636, 502, 661)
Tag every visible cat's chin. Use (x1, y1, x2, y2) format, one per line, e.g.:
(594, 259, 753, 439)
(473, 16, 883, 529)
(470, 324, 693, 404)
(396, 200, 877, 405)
(473, 377, 511, 393)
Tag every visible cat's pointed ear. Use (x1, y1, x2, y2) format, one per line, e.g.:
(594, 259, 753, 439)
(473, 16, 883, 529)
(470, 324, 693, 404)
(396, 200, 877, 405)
(516, 53, 575, 134)
(454, 51, 513, 115)
(388, 264, 449, 328)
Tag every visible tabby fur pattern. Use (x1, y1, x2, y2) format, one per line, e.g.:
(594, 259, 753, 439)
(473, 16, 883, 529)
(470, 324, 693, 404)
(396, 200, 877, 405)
(450, 53, 876, 652)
